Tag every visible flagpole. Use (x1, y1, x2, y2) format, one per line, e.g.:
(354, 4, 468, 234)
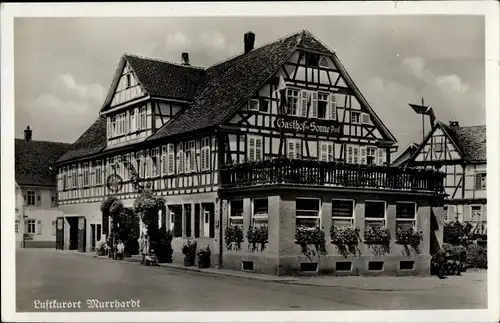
(421, 97, 425, 141)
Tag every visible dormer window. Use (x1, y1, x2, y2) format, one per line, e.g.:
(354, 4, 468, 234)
(126, 73, 132, 88)
(306, 53, 319, 67)
(249, 99, 259, 111)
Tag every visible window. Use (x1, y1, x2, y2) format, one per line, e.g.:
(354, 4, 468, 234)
(171, 207, 182, 238)
(471, 206, 482, 222)
(186, 141, 195, 173)
(319, 141, 333, 162)
(248, 99, 259, 111)
(286, 89, 300, 116)
(259, 99, 269, 113)
(126, 73, 132, 88)
(26, 191, 36, 206)
(82, 163, 89, 187)
(351, 111, 361, 124)
(51, 195, 57, 208)
(137, 151, 145, 178)
(62, 167, 68, 190)
(361, 113, 371, 125)
(95, 161, 102, 185)
(252, 198, 268, 227)
(184, 204, 192, 238)
(130, 110, 135, 133)
(319, 56, 329, 68)
(134, 108, 140, 131)
(332, 199, 354, 227)
(167, 144, 175, 175)
(176, 143, 184, 174)
(247, 136, 263, 162)
(364, 201, 386, 229)
(15, 220, 19, 233)
(296, 198, 321, 228)
(229, 200, 243, 226)
(27, 219, 36, 234)
(443, 206, 449, 222)
(287, 139, 301, 160)
(318, 92, 329, 119)
(300, 90, 309, 117)
(72, 165, 78, 188)
(151, 148, 159, 177)
(330, 94, 337, 120)
(140, 107, 146, 130)
(161, 146, 167, 175)
(367, 147, 377, 165)
(396, 202, 416, 232)
(474, 172, 486, 190)
(201, 137, 210, 171)
(306, 53, 319, 67)
(434, 142, 443, 153)
(52, 221, 57, 235)
(111, 117, 117, 136)
(353, 146, 359, 164)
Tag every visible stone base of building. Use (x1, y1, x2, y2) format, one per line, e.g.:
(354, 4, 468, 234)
(24, 241, 56, 248)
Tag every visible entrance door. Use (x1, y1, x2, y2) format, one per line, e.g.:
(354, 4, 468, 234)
(203, 209, 210, 237)
(77, 217, 86, 252)
(203, 203, 215, 238)
(56, 217, 64, 250)
(91, 224, 96, 251)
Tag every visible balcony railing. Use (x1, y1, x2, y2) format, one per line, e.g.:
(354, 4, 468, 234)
(220, 158, 445, 194)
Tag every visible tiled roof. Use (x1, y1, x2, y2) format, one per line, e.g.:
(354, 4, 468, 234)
(58, 30, 397, 164)
(16, 139, 72, 187)
(440, 122, 486, 162)
(57, 117, 107, 163)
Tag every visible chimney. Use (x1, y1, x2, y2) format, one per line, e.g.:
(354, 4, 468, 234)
(181, 52, 190, 66)
(449, 121, 460, 127)
(24, 125, 32, 142)
(244, 32, 255, 54)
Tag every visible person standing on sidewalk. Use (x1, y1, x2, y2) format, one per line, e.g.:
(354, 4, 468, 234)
(138, 234, 145, 264)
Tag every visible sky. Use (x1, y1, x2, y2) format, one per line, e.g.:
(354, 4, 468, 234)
(14, 16, 485, 154)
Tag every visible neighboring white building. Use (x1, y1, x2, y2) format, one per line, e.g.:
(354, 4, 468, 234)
(15, 126, 71, 248)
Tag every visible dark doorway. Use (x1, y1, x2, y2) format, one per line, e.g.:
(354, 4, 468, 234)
(67, 217, 79, 250)
(91, 224, 96, 251)
(55, 217, 64, 250)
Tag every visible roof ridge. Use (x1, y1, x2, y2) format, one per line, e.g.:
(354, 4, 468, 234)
(123, 53, 206, 70)
(15, 138, 72, 145)
(205, 30, 302, 69)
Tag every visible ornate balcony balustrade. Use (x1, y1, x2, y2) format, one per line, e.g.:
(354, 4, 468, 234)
(220, 158, 445, 193)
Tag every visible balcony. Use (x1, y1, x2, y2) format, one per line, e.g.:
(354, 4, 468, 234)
(220, 158, 445, 194)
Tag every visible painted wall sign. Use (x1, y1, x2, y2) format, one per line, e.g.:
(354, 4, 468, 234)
(274, 117, 342, 136)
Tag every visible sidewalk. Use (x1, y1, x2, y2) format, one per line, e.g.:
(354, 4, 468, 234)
(60, 250, 486, 291)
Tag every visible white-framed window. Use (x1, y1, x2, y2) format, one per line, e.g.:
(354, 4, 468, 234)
(62, 167, 68, 190)
(332, 199, 355, 227)
(134, 107, 140, 131)
(317, 92, 329, 119)
(319, 141, 333, 162)
(151, 147, 159, 177)
(82, 162, 89, 187)
(72, 165, 78, 188)
(95, 160, 102, 185)
(319, 56, 329, 68)
(25, 190, 36, 206)
(378, 148, 384, 166)
(52, 221, 57, 235)
(259, 99, 270, 113)
(185, 141, 195, 173)
(130, 109, 136, 133)
(167, 144, 175, 175)
(126, 73, 132, 88)
(111, 116, 117, 136)
(351, 111, 361, 124)
(364, 200, 386, 229)
(296, 198, 321, 228)
(287, 139, 301, 160)
(329, 94, 337, 121)
(137, 151, 145, 178)
(177, 143, 184, 174)
(248, 99, 259, 111)
(366, 147, 377, 165)
(161, 146, 167, 175)
(252, 198, 268, 227)
(300, 90, 309, 117)
(396, 202, 417, 232)
(27, 219, 36, 234)
(471, 205, 482, 222)
(201, 137, 210, 171)
(229, 200, 244, 226)
(361, 113, 371, 125)
(448, 205, 457, 221)
(247, 135, 263, 162)
(140, 107, 146, 130)
(474, 172, 486, 190)
(286, 88, 300, 116)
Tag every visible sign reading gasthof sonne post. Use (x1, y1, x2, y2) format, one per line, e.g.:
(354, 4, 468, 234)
(274, 117, 342, 136)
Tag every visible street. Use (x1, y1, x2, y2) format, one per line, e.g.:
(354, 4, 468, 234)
(16, 249, 487, 312)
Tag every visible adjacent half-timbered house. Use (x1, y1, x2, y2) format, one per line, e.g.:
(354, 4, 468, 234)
(407, 121, 486, 236)
(56, 30, 446, 276)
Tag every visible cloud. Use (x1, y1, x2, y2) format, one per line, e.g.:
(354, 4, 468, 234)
(55, 74, 105, 103)
(165, 31, 191, 49)
(402, 57, 469, 93)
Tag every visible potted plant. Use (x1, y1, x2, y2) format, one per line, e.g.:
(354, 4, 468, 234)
(330, 226, 359, 257)
(364, 226, 391, 245)
(182, 239, 197, 266)
(224, 225, 244, 251)
(295, 226, 327, 260)
(396, 227, 423, 251)
(197, 245, 211, 268)
(246, 225, 269, 251)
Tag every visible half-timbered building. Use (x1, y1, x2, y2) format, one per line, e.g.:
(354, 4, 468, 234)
(56, 30, 446, 276)
(406, 121, 487, 237)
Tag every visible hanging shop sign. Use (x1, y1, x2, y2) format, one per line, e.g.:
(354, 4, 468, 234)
(106, 174, 124, 193)
(274, 117, 342, 136)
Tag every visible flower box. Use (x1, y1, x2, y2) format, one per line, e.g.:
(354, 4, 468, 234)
(330, 227, 359, 246)
(363, 227, 391, 245)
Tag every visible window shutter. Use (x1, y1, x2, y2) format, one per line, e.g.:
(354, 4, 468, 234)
(327, 143, 333, 162)
(353, 147, 359, 164)
(37, 220, 42, 235)
(178, 144, 184, 174)
(36, 192, 41, 207)
(190, 142, 196, 172)
(311, 91, 318, 118)
(377, 149, 384, 165)
(256, 138, 262, 161)
(329, 94, 337, 120)
(319, 142, 327, 162)
(135, 108, 140, 130)
(249, 137, 256, 162)
(107, 118, 111, 138)
(161, 146, 167, 175)
(295, 141, 301, 160)
(300, 90, 309, 117)
(360, 147, 367, 165)
(287, 141, 294, 159)
(475, 174, 482, 190)
(347, 145, 353, 164)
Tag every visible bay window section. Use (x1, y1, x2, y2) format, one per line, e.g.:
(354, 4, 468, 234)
(364, 201, 386, 230)
(229, 200, 244, 226)
(296, 198, 320, 228)
(252, 198, 268, 227)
